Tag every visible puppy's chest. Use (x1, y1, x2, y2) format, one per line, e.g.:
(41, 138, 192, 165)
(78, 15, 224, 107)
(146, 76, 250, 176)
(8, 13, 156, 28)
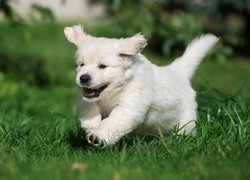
(97, 98, 118, 118)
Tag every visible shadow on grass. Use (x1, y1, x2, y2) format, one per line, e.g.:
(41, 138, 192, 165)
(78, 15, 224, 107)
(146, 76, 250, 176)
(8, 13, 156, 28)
(66, 128, 89, 149)
(66, 126, 168, 151)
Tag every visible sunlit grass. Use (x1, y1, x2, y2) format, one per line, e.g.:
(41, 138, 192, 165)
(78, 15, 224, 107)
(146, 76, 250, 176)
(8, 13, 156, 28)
(0, 96, 249, 179)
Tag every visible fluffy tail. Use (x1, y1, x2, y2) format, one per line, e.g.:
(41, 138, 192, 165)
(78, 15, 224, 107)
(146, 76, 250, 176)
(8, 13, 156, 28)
(170, 34, 219, 80)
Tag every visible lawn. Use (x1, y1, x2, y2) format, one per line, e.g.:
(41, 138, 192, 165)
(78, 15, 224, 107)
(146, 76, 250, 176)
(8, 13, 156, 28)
(0, 22, 249, 180)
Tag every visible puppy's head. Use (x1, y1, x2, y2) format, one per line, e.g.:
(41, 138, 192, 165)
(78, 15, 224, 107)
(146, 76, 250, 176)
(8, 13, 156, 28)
(64, 25, 147, 102)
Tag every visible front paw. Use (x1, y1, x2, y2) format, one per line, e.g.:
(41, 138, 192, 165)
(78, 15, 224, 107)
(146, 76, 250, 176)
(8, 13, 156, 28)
(86, 133, 106, 148)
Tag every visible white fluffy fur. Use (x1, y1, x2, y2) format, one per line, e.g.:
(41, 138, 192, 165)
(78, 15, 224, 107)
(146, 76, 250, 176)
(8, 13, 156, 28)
(64, 25, 218, 147)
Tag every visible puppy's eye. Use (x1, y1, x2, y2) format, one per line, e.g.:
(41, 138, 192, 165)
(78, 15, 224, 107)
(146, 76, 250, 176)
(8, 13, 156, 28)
(98, 64, 108, 69)
(79, 63, 84, 67)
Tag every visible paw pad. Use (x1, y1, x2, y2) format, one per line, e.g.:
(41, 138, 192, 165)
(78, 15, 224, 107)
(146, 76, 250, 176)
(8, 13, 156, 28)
(86, 134, 106, 148)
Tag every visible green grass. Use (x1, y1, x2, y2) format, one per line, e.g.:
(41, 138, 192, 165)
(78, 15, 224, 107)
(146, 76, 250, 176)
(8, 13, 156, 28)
(0, 22, 250, 180)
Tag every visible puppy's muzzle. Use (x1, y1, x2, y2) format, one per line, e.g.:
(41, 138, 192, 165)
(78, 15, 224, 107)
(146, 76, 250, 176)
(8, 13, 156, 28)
(80, 74, 91, 85)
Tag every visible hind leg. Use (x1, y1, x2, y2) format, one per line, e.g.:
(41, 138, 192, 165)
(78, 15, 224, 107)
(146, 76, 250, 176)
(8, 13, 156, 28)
(177, 104, 197, 136)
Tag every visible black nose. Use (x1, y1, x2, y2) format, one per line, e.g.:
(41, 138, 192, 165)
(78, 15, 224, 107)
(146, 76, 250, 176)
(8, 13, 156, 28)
(80, 74, 91, 84)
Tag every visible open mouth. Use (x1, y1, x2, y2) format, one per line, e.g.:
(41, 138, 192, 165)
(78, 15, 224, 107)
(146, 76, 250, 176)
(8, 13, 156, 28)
(83, 85, 108, 99)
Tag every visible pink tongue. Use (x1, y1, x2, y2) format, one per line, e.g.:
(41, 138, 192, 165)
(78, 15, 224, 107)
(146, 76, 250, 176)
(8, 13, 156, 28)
(84, 88, 95, 96)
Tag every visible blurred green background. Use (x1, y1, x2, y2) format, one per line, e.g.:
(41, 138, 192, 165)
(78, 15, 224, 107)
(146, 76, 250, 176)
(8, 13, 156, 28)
(0, 0, 249, 179)
(0, 0, 249, 114)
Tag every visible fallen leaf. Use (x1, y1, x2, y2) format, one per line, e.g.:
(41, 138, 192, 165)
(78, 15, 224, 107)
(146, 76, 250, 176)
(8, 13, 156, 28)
(113, 171, 121, 180)
(71, 161, 87, 171)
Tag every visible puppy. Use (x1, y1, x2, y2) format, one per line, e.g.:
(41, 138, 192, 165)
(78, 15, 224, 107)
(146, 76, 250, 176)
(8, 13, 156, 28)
(64, 25, 218, 147)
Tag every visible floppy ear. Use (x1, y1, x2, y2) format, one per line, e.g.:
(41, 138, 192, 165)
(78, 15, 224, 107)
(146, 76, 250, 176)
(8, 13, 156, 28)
(117, 33, 147, 56)
(64, 25, 87, 46)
